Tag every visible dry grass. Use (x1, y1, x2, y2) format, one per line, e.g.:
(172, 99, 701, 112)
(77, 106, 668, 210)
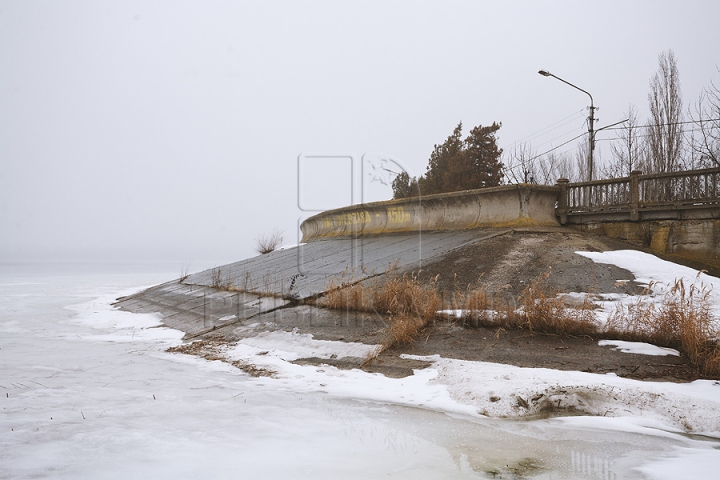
(256, 230, 283, 254)
(322, 268, 599, 353)
(453, 283, 520, 326)
(452, 285, 494, 326)
(516, 269, 598, 336)
(372, 273, 442, 321)
(452, 270, 597, 335)
(320, 271, 441, 352)
(385, 315, 428, 347)
(320, 266, 720, 378)
(463, 286, 490, 312)
(179, 263, 191, 283)
(210, 267, 225, 288)
(605, 278, 719, 376)
(321, 272, 441, 320)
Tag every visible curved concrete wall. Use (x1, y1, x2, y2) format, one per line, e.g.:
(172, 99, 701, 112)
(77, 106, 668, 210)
(301, 184, 561, 242)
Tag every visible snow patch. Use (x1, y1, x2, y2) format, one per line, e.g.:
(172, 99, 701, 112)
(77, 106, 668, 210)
(401, 354, 720, 436)
(599, 339, 680, 356)
(64, 290, 184, 346)
(577, 250, 720, 316)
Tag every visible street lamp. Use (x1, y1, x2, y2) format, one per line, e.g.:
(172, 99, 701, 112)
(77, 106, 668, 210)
(538, 70, 597, 181)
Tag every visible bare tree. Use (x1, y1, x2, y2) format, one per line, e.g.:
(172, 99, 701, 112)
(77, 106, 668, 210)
(536, 151, 578, 184)
(646, 50, 684, 173)
(504, 143, 538, 184)
(574, 140, 596, 182)
(689, 78, 720, 167)
(606, 104, 644, 177)
(504, 143, 582, 185)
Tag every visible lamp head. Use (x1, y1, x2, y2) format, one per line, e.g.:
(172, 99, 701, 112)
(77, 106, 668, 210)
(538, 70, 551, 77)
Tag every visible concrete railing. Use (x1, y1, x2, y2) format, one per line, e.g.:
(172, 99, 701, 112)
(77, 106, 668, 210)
(300, 184, 561, 242)
(556, 167, 720, 224)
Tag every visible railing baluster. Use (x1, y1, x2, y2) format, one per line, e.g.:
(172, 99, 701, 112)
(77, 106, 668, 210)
(556, 167, 719, 219)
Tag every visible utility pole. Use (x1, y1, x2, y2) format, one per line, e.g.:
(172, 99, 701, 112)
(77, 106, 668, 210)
(588, 103, 596, 181)
(539, 70, 596, 181)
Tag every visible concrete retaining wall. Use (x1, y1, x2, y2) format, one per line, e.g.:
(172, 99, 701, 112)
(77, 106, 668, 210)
(300, 184, 561, 242)
(575, 219, 720, 269)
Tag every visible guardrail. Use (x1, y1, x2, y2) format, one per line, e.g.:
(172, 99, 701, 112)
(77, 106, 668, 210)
(556, 167, 720, 224)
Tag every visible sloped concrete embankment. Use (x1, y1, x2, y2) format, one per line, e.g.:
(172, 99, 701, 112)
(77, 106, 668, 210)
(118, 185, 559, 337)
(118, 185, 564, 336)
(115, 229, 509, 338)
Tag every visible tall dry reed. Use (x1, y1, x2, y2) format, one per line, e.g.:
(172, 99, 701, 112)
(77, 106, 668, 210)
(605, 277, 719, 376)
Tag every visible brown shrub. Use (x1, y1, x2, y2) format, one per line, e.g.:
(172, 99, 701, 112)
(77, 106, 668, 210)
(517, 269, 597, 336)
(385, 315, 427, 348)
(256, 230, 283, 255)
(321, 276, 365, 311)
(320, 272, 441, 352)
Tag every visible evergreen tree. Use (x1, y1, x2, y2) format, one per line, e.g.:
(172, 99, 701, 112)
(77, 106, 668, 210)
(391, 171, 419, 199)
(420, 122, 465, 194)
(392, 121, 503, 199)
(446, 122, 503, 191)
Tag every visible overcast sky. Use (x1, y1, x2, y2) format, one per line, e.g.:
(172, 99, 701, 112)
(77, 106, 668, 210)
(2, 1, 719, 265)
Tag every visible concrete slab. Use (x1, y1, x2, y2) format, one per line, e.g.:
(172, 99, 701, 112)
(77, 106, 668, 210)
(116, 228, 511, 339)
(184, 229, 507, 299)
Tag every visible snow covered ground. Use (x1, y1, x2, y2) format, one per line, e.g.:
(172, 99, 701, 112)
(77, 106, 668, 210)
(597, 340, 679, 356)
(2, 255, 720, 478)
(577, 250, 720, 326)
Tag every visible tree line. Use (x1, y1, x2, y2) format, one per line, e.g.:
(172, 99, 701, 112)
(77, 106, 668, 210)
(505, 50, 720, 184)
(394, 50, 720, 199)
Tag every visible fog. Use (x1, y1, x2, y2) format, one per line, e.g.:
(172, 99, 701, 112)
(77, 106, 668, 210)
(2, 1, 719, 265)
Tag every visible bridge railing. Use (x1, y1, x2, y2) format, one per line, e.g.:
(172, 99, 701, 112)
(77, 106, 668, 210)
(556, 167, 720, 223)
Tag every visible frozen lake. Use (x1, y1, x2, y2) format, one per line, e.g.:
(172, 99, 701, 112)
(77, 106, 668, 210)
(1, 261, 718, 479)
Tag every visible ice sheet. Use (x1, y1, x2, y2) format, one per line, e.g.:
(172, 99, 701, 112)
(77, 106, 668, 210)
(3, 262, 720, 479)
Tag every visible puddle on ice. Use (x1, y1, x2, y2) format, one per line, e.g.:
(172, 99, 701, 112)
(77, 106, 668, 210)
(1, 263, 718, 479)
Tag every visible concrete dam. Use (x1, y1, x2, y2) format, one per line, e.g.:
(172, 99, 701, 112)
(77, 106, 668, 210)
(116, 183, 682, 340)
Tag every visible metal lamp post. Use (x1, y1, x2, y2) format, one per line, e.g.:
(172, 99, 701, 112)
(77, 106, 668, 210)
(538, 70, 597, 181)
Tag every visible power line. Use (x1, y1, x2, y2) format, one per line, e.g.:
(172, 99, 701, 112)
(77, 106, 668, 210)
(504, 117, 720, 178)
(504, 131, 588, 172)
(527, 132, 587, 162)
(507, 109, 586, 148)
(596, 127, 706, 142)
(600, 118, 720, 131)
(520, 111, 586, 143)
(533, 125, 587, 149)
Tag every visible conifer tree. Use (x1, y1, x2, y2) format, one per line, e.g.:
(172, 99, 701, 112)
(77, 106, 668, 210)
(391, 171, 419, 199)
(392, 121, 503, 199)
